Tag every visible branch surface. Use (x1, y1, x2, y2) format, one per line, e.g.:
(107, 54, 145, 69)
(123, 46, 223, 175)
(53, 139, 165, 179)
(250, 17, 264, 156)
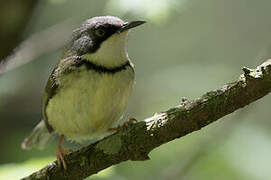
(22, 60, 271, 180)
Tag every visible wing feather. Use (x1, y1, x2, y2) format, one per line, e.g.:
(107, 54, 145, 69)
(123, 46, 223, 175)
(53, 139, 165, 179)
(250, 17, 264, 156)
(42, 56, 80, 132)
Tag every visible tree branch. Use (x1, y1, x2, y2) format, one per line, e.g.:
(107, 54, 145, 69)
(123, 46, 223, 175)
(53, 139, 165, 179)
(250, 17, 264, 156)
(22, 60, 271, 180)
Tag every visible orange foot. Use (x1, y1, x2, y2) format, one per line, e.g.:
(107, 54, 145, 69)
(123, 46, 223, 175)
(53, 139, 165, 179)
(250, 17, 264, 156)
(108, 118, 137, 132)
(56, 134, 72, 169)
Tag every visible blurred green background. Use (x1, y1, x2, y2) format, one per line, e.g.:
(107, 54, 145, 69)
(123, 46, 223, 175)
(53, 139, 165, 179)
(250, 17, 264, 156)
(1, 0, 271, 179)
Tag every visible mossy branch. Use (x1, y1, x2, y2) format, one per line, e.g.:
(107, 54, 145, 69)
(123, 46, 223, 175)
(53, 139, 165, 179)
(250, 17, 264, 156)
(22, 60, 271, 180)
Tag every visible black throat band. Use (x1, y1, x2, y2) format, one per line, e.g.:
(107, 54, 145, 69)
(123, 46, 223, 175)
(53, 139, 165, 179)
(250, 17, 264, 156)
(76, 57, 131, 74)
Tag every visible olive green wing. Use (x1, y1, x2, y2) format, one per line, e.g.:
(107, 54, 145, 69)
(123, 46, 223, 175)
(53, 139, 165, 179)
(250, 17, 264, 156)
(42, 56, 80, 132)
(42, 66, 58, 132)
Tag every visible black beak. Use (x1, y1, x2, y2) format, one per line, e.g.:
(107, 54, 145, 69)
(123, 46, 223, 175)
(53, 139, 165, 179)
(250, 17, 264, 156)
(118, 20, 146, 33)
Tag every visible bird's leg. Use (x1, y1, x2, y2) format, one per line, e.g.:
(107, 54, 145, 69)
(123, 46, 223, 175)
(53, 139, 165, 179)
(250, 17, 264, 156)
(108, 118, 137, 132)
(56, 134, 71, 169)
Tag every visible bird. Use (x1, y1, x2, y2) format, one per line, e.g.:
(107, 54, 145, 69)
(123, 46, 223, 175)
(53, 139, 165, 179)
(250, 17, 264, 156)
(21, 16, 145, 169)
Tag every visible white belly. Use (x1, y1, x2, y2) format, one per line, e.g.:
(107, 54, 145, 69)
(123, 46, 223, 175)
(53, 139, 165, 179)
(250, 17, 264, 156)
(46, 66, 134, 142)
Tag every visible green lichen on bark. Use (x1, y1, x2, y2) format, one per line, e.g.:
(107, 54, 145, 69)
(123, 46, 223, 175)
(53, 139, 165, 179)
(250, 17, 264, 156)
(96, 134, 122, 155)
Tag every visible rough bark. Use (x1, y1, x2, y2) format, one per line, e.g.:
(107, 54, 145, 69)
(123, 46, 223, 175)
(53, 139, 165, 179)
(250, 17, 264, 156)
(22, 60, 271, 180)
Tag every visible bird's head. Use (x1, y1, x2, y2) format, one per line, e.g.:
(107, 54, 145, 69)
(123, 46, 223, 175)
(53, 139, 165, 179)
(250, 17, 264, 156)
(69, 16, 145, 67)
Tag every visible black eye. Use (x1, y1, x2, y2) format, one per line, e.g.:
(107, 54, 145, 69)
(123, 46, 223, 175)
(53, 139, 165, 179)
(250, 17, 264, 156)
(95, 29, 105, 37)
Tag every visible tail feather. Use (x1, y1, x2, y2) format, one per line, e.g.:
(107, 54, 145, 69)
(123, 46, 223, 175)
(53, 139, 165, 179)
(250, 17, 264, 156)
(22, 121, 54, 150)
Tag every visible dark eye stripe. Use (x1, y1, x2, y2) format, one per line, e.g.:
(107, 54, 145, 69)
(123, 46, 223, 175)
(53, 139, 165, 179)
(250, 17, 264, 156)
(71, 23, 122, 55)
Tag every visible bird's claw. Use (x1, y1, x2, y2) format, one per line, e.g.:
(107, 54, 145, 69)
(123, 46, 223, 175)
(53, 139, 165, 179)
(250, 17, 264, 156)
(108, 118, 137, 132)
(56, 135, 72, 170)
(56, 146, 70, 169)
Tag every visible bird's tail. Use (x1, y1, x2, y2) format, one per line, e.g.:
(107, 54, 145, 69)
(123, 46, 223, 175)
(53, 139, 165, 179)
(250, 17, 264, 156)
(21, 121, 54, 150)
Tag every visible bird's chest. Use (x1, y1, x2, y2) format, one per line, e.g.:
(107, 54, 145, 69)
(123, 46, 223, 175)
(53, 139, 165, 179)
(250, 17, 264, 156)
(46, 67, 134, 142)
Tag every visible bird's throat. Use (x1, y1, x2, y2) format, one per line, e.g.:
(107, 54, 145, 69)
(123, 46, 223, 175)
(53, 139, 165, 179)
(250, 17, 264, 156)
(82, 31, 129, 68)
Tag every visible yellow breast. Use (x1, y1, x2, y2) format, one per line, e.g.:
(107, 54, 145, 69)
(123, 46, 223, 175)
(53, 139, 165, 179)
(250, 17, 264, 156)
(46, 65, 134, 142)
